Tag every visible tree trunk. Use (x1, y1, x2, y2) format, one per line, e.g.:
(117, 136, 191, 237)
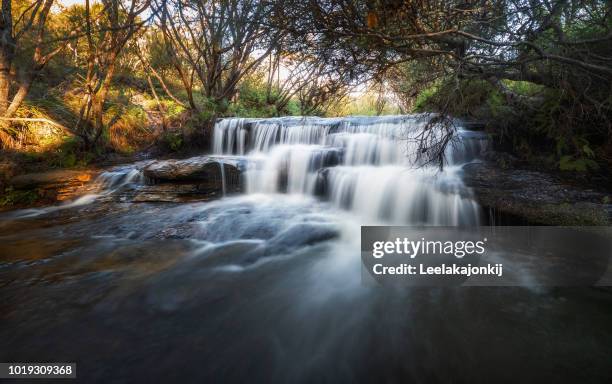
(0, 50, 13, 148)
(0, 0, 14, 116)
(4, 74, 34, 118)
(0, 51, 12, 116)
(94, 60, 119, 143)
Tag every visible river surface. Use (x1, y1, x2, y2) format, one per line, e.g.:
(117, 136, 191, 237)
(1, 115, 611, 383)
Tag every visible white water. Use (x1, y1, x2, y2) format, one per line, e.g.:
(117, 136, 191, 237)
(213, 115, 486, 225)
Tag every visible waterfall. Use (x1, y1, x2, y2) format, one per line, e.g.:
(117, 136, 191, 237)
(212, 115, 487, 225)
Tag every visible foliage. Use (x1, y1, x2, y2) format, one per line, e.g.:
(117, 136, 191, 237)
(279, 0, 612, 174)
(158, 131, 183, 152)
(329, 89, 399, 116)
(0, 187, 40, 207)
(416, 77, 609, 173)
(106, 104, 149, 153)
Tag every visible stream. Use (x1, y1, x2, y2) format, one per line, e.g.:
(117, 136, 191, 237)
(1, 115, 611, 383)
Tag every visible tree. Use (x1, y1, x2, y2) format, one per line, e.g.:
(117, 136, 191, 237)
(278, 0, 612, 164)
(0, 0, 72, 146)
(262, 47, 349, 115)
(71, 0, 151, 147)
(153, 0, 284, 121)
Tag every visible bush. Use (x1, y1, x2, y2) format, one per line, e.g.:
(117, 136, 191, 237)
(158, 131, 183, 152)
(415, 78, 610, 175)
(0, 187, 40, 207)
(107, 104, 150, 153)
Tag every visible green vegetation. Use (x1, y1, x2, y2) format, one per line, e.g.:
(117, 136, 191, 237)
(0, 186, 40, 207)
(414, 78, 609, 174)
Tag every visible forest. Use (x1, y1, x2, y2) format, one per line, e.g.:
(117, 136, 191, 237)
(0, 0, 611, 203)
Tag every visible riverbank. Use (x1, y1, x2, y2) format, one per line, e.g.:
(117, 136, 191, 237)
(0, 143, 212, 210)
(463, 161, 611, 225)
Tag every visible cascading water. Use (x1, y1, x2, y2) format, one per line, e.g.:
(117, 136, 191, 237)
(213, 115, 486, 225)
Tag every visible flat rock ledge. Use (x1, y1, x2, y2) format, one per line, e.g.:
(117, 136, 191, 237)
(4, 169, 100, 209)
(111, 156, 245, 202)
(463, 161, 611, 225)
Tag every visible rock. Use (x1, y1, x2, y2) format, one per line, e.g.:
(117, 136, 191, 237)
(9, 169, 99, 203)
(312, 168, 329, 197)
(183, 223, 339, 267)
(143, 156, 243, 193)
(463, 161, 611, 225)
(91, 156, 247, 203)
(12, 169, 96, 188)
(461, 120, 487, 131)
(0, 160, 18, 184)
(265, 222, 339, 254)
(144, 156, 224, 181)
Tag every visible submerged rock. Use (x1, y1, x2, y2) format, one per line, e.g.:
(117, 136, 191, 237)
(463, 161, 611, 225)
(265, 222, 340, 254)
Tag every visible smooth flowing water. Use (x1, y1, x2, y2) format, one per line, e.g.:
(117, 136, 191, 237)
(214, 115, 482, 224)
(1, 116, 611, 383)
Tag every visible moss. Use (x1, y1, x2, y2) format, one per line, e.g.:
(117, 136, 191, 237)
(44, 137, 85, 168)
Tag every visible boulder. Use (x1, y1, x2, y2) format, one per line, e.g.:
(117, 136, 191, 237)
(143, 156, 242, 193)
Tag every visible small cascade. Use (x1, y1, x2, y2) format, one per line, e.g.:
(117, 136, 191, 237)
(98, 166, 145, 190)
(213, 115, 487, 225)
(95, 160, 155, 194)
